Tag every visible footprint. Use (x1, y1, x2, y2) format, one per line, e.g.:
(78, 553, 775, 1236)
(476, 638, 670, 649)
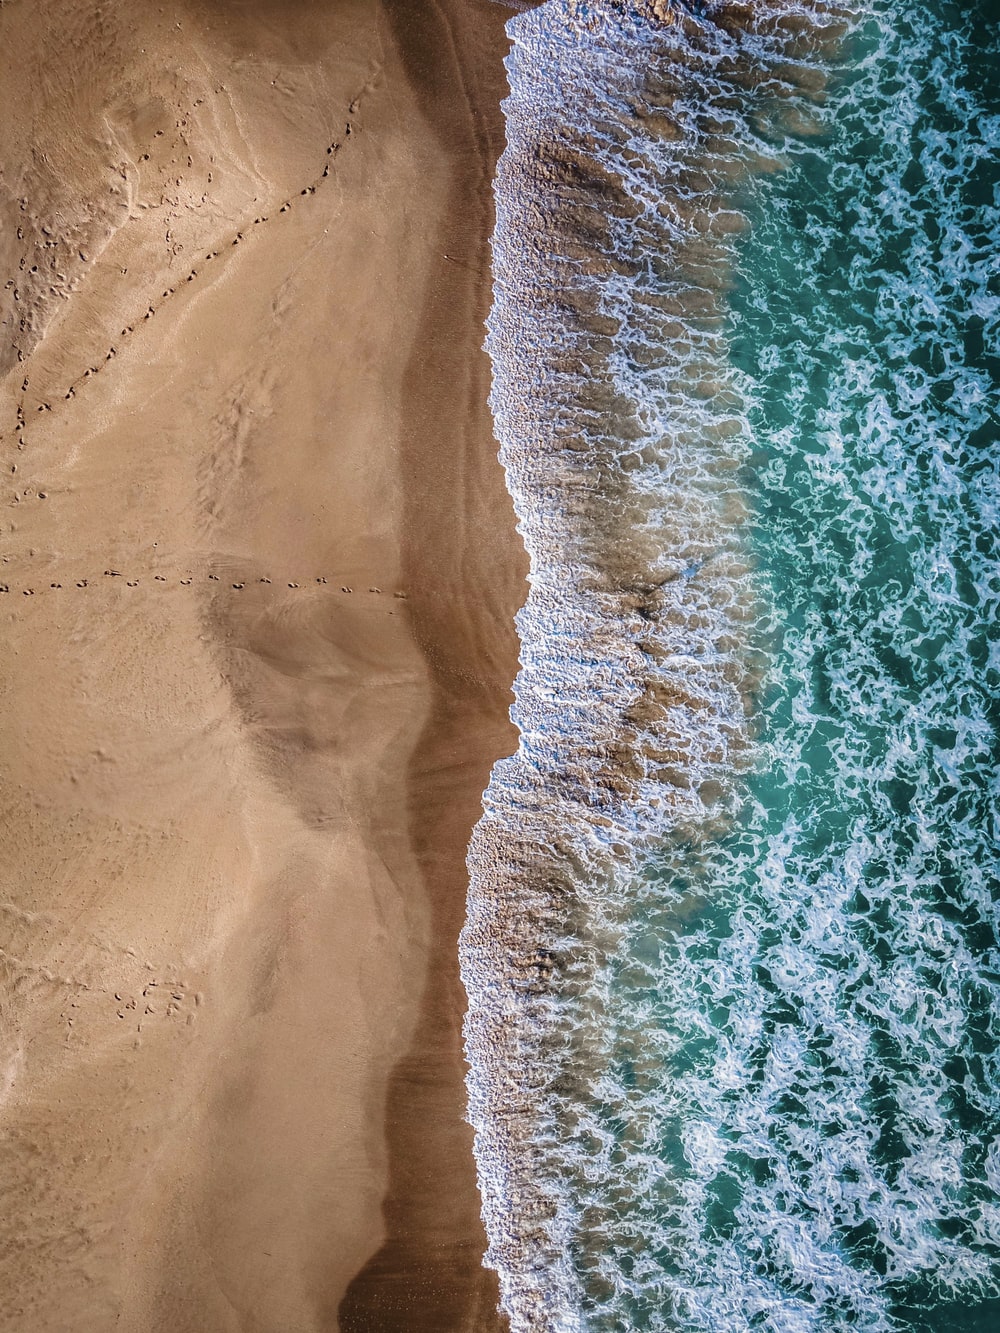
(232, 582, 244, 590)
(259, 577, 271, 584)
(287, 582, 299, 589)
(341, 586, 353, 593)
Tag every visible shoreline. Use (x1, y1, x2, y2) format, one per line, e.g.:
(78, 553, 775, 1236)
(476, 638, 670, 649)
(341, 1, 526, 1328)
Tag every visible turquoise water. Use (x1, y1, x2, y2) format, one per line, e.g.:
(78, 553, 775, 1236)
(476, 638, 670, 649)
(736, 2, 1000, 1321)
(584, 2, 1000, 1328)
(464, 2, 1000, 1328)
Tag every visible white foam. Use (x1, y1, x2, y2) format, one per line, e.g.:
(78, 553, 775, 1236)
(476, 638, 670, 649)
(461, 1, 855, 1328)
(462, 0, 1000, 1328)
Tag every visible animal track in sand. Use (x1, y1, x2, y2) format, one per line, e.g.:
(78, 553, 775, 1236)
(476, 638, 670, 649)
(0, 899, 191, 1008)
(0, 564, 402, 603)
(114, 976, 198, 1032)
(2, 69, 379, 450)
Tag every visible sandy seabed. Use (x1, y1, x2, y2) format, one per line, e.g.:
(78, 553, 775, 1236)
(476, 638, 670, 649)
(0, 1, 524, 1328)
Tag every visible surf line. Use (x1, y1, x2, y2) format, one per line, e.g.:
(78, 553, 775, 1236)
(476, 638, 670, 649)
(458, 1, 854, 1328)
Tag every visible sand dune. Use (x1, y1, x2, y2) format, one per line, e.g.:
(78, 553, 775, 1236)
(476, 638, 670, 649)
(0, 1, 524, 1328)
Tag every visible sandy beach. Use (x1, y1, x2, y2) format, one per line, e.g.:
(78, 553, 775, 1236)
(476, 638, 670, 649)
(0, 1, 524, 1328)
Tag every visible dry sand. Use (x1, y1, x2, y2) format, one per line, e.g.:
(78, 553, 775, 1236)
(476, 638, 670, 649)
(0, 1, 525, 1328)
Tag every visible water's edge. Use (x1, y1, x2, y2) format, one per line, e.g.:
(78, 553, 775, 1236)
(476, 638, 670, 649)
(459, 3, 850, 1327)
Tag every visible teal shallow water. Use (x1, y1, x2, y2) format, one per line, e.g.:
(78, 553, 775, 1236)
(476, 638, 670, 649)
(463, 2, 1000, 1328)
(591, 2, 1000, 1327)
(734, 2, 1000, 1321)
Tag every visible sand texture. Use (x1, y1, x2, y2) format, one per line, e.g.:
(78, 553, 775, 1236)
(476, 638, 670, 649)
(0, 1, 524, 1328)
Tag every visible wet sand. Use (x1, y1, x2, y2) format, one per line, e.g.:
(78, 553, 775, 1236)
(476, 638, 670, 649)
(0, 1, 524, 1329)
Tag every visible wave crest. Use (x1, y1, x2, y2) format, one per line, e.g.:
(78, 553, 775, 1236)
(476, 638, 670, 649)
(460, 2, 847, 1327)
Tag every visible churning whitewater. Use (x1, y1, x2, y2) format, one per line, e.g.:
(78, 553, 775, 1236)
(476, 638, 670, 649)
(461, 1, 1000, 1330)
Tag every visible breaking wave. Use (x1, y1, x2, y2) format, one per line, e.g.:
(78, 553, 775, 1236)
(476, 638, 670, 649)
(461, 1, 1000, 1330)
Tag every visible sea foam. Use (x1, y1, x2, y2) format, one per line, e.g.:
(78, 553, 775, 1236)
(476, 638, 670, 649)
(460, 2, 852, 1328)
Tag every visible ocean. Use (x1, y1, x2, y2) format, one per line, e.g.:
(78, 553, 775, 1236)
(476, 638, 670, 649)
(460, 1, 1000, 1329)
